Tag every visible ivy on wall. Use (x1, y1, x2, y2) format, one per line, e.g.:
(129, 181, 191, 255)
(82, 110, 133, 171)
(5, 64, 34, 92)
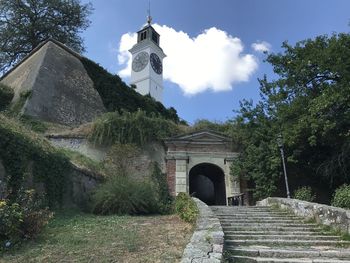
(0, 114, 71, 207)
(80, 57, 180, 123)
(0, 83, 14, 111)
(89, 110, 181, 146)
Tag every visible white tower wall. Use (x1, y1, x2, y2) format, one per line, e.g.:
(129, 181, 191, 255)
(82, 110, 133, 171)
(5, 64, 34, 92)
(129, 25, 166, 103)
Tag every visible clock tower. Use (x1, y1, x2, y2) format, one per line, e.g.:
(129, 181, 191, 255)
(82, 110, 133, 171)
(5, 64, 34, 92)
(129, 16, 166, 102)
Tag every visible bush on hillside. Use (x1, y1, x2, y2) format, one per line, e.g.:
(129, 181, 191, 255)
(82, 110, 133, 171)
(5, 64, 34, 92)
(293, 186, 316, 202)
(80, 57, 180, 122)
(0, 83, 14, 111)
(150, 162, 174, 214)
(0, 189, 53, 246)
(175, 193, 199, 224)
(91, 174, 159, 215)
(89, 110, 180, 146)
(331, 184, 350, 209)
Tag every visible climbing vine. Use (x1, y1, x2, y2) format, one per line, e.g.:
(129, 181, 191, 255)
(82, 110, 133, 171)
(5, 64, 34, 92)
(89, 110, 181, 146)
(0, 83, 14, 111)
(81, 57, 180, 122)
(0, 114, 71, 207)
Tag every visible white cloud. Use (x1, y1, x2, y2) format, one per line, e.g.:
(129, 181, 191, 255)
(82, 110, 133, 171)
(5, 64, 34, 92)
(118, 24, 259, 95)
(117, 33, 136, 77)
(251, 41, 271, 53)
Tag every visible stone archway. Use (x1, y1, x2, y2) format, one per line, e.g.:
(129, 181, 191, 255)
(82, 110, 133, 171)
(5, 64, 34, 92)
(165, 130, 241, 205)
(189, 163, 226, 205)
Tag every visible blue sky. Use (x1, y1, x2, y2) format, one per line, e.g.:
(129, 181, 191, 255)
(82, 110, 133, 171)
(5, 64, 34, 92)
(81, 0, 349, 124)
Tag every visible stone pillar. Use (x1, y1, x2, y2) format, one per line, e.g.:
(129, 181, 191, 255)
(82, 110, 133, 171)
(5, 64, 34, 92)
(175, 159, 188, 194)
(166, 159, 176, 196)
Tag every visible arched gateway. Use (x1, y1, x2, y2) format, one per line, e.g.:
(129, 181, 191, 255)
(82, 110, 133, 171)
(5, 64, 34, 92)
(164, 130, 240, 205)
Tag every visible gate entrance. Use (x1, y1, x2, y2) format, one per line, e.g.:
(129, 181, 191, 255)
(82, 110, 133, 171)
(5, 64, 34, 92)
(165, 130, 241, 205)
(189, 163, 226, 205)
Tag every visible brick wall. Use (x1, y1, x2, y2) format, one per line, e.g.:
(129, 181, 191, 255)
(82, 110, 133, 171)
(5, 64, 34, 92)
(166, 159, 176, 196)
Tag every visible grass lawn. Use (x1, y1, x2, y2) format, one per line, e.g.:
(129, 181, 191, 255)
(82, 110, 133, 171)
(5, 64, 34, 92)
(1, 210, 193, 263)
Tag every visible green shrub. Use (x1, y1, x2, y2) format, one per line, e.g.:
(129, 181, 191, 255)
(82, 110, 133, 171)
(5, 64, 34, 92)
(175, 193, 199, 224)
(92, 175, 159, 215)
(0, 189, 53, 245)
(19, 115, 48, 133)
(332, 184, 350, 209)
(0, 201, 23, 242)
(89, 110, 180, 146)
(0, 84, 14, 111)
(293, 186, 316, 202)
(17, 189, 53, 239)
(150, 162, 174, 214)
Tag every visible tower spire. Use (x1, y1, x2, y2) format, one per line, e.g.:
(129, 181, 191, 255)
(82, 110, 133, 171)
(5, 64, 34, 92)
(147, 0, 152, 25)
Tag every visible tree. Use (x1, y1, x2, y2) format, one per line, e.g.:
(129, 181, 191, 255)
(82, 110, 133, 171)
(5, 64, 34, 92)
(0, 0, 92, 73)
(232, 33, 350, 202)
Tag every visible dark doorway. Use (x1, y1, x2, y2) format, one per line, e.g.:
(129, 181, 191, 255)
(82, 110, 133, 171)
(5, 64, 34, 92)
(189, 163, 226, 205)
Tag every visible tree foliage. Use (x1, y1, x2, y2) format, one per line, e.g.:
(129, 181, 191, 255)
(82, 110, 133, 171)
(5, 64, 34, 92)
(232, 33, 350, 202)
(191, 119, 234, 136)
(0, 0, 92, 72)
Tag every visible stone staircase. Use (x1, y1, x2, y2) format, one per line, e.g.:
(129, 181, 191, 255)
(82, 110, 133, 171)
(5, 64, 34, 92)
(211, 206, 350, 263)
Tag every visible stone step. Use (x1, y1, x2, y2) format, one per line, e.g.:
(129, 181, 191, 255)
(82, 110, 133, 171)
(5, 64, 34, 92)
(223, 231, 330, 236)
(222, 226, 322, 232)
(228, 256, 350, 263)
(217, 216, 301, 220)
(224, 234, 340, 241)
(215, 212, 293, 217)
(212, 206, 350, 262)
(212, 206, 271, 209)
(225, 239, 350, 247)
(221, 222, 318, 227)
(219, 219, 305, 224)
(225, 247, 350, 259)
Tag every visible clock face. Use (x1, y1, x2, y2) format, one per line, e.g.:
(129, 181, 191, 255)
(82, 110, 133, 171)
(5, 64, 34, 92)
(132, 51, 149, 72)
(150, 53, 162, 74)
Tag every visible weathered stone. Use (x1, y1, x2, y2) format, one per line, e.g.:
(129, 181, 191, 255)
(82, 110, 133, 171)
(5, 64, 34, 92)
(48, 136, 107, 161)
(63, 164, 102, 208)
(180, 198, 224, 263)
(1, 39, 106, 126)
(257, 197, 350, 234)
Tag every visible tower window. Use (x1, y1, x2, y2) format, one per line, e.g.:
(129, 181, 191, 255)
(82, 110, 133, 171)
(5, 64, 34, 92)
(140, 31, 147, 41)
(152, 32, 158, 44)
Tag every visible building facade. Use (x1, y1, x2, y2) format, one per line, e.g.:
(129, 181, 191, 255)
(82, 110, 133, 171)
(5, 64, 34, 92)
(165, 130, 242, 205)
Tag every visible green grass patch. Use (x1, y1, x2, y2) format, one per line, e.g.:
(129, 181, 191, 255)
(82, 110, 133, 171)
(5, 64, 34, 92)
(1, 209, 192, 262)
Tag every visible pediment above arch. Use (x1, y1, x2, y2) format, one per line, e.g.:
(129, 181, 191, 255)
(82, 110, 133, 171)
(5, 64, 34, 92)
(165, 130, 231, 144)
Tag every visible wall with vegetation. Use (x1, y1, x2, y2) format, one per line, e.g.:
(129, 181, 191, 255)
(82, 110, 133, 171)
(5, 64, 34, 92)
(0, 114, 105, 208)
(258, 197, 350, 234)
(81, 57, 180, 123)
